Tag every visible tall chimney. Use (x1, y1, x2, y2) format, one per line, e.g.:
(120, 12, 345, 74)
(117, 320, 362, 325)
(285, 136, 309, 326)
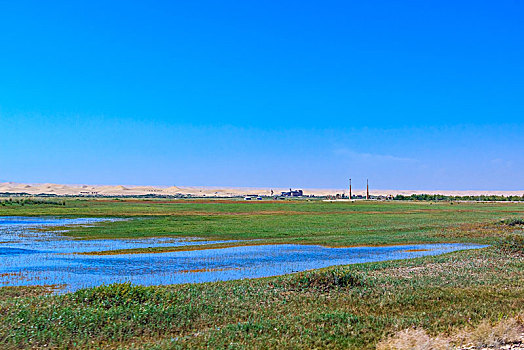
(349, 178, 352, 199)
(366, 179, 369, 200)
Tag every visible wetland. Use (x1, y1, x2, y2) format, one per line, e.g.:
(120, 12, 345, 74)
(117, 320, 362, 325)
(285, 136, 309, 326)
(0, 199, 522, 349)
(0, 216, 486, 291)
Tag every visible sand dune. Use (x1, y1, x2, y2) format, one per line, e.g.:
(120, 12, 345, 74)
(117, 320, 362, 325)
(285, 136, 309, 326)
(0, 182, 522, 197)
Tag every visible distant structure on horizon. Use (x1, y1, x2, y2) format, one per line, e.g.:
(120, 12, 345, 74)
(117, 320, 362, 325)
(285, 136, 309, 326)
(349, 178, 352, 199)
(281, 189, 303, 197)
(366, 179, 369, 200)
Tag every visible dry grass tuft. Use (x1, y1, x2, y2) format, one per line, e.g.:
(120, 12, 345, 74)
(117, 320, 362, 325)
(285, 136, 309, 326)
(377, 314, 524, 350)
(454, 314, 524, 348)
(376, 328, 451, 350)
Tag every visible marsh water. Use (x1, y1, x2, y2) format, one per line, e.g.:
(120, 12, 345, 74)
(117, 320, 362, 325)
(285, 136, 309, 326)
(0, 216, 487, 292)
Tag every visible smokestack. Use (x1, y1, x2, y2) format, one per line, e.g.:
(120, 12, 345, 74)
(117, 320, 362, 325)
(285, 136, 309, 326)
(349, 178, 352, 199)
(366, 179, 369, 200)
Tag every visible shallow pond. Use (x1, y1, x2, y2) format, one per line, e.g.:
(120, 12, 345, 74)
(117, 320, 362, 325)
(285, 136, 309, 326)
(0, 216, 487, 292)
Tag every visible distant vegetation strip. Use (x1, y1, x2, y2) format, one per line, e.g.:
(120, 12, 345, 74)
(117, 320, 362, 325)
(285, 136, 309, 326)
(80, 241, 446, 256)
(1, 192, 523, 201)
(0, 197, 66, 206)
(393, 193, 524, 201)
(81, 242, 253, 255)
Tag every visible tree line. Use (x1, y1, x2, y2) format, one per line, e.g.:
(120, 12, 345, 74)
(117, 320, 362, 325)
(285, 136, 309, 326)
(394, 194, 524, 201)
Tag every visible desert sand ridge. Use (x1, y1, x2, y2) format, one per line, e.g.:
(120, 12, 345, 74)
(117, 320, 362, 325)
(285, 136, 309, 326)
(0, 182, 522, 197)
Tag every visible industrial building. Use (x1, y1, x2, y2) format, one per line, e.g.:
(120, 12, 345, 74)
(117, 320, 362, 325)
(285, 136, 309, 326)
(280, 189, 303, 197)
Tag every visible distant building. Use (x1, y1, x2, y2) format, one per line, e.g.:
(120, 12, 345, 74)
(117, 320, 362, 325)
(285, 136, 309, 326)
(280, 189, 303, 197)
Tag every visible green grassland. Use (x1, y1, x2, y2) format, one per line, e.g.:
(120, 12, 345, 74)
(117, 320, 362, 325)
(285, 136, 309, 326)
(0, 199, 523, 349)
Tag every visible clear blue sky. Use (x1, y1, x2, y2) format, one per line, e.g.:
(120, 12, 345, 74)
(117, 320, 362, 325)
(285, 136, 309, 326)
(0, 1, 522, 190)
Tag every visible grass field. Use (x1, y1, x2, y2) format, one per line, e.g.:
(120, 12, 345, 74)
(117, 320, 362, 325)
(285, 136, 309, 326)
(3, 199, 523, 246)
(0, 199, 523, 349)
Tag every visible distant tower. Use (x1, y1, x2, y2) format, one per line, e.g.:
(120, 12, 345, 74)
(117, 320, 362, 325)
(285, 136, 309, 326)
(349, 178, 352, 199)
(366, 179, 369, 200)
